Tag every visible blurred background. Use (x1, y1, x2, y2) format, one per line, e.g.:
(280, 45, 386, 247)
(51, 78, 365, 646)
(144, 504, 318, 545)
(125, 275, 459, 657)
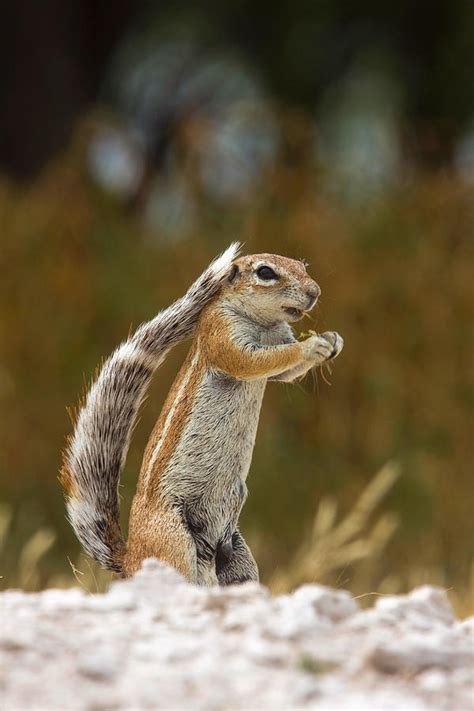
(0, 0, 473, 612)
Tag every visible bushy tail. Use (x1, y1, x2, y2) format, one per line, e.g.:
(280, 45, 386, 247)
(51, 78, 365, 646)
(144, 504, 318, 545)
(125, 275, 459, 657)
(60, 243, 240, 573)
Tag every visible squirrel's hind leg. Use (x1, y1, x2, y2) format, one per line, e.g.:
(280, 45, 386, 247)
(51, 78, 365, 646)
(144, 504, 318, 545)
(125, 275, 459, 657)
(216, 530, 259, 585)
(124, 504, 198, 583)
(196, 559, 219, 586)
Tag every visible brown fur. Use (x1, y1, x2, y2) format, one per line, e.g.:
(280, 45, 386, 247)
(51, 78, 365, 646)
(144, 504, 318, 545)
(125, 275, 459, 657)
(59, 461, 78, 499)
(63, 245, 343, 584)
(122, 253, 341, 583)
(61, 243, 241, 575)
(138, 342, 205, 498)
(201, 306, 306, 379)
(124, 500, 197, 579)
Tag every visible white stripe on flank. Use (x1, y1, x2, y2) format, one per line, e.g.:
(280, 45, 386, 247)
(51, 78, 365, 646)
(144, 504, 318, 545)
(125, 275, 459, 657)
(144, 349, 201, 488)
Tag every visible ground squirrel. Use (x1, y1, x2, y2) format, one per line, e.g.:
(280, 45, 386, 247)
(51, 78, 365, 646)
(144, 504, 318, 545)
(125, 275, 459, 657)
(61, 245, 343, 585)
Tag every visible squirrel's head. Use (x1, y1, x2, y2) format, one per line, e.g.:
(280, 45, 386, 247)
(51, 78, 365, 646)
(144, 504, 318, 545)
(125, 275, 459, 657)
(224, 253, 321, 325)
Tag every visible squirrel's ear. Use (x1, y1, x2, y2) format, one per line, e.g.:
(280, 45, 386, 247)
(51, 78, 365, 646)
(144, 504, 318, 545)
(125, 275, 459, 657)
(228, 264, 239, 283)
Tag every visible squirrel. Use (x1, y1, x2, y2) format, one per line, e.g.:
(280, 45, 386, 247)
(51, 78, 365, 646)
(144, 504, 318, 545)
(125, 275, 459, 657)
(61, 244, 343, 585)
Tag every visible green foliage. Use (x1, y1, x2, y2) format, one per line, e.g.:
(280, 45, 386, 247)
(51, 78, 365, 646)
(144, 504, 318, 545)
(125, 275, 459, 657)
(297, 653, 337, 676)
(0, 134, 472, 613)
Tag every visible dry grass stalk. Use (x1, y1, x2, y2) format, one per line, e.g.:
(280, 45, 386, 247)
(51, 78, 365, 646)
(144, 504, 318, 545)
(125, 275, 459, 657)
(270, 462, 401, 593)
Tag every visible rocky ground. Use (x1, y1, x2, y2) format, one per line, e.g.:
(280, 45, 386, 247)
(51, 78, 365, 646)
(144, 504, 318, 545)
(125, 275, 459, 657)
(1, 559, 473, 710)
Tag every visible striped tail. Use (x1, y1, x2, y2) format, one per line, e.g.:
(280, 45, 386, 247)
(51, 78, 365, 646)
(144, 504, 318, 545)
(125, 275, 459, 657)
(60, 243, 240, 573)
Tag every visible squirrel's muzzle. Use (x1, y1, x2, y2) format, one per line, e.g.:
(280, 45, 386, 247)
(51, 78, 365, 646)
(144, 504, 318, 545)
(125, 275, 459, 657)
(305, 284, 321, 311)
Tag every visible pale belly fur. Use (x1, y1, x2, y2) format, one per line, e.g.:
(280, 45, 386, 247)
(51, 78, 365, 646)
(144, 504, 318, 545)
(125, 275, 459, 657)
(159, 370, 266, 550)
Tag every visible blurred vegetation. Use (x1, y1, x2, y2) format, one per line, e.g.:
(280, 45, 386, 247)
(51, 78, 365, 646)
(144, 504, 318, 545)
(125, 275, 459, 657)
(0, 121, 472, 614)
(2, 0, 473, 177)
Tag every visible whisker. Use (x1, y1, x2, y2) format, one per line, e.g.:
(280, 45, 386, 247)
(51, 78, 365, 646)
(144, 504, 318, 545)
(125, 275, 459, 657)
(320, 363, 332, 386)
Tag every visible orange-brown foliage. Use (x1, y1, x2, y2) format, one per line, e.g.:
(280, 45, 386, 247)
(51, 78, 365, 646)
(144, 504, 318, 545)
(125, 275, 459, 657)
(0, 131, 472, 609)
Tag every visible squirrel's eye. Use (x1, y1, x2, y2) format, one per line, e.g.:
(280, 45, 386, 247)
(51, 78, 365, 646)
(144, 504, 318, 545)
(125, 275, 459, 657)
(256, 265, 278, 281)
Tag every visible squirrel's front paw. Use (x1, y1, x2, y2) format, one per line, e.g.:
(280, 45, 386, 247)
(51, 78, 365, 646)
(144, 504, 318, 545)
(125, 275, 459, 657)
(302, 331, 344, 365)
(319, 331, 344, 361)
(302, 333, 339, 365)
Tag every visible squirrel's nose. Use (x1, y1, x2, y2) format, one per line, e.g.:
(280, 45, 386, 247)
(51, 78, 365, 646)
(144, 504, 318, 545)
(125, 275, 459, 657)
(306, 284, 321, 310)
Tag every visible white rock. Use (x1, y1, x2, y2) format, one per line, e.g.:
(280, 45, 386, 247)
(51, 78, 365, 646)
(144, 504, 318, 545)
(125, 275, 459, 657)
(1, 564, 472, 711)
(369, 636, 472, 674)
(417, 669, 448, 692)
(292, 584, 359, 621)
(78, 652, 117, 680)
(375, 586, 454, 626)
